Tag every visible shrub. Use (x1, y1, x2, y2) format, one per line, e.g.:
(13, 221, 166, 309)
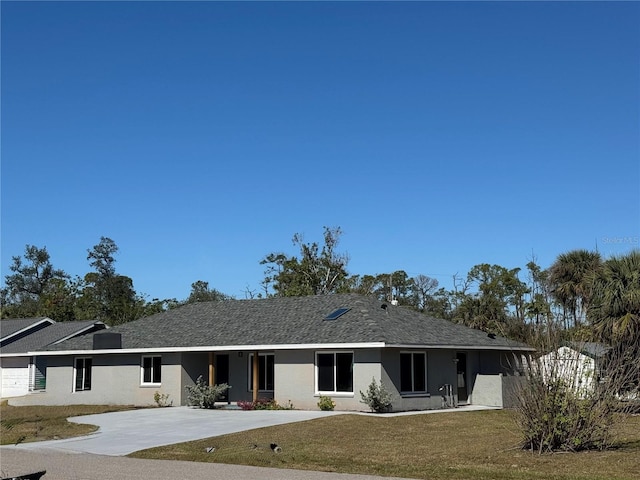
(153, 391, 173, 407)
(317, 395, 336, 411)
(237, 398, 294, 410)
(360, 377, 392, 413)
(185, 376, 230, 409)
(515, 356, 616, 453)
(237, 400, 255, 411)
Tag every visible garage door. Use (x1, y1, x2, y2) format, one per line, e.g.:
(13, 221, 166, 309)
(0, 357, 30, 398)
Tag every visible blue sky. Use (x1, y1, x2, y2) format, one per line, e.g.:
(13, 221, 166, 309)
(2, 1, 639, 302)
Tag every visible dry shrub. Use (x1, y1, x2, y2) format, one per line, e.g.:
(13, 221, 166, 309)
(515, 334, 639, 453)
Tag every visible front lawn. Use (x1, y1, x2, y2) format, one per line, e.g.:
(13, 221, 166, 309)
(130, 410, 640, 480)
(0, 401, 133, 445)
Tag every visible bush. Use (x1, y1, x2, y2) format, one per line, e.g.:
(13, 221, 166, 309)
(516, 346, 616, 453)
(317, 395, 336, 411)
(360, 377, 392, 413)
(515, 359, 615, 453)
(153, 391, 173, 407)
(185, 376, 230, 409)
(237, 398, 294, 410)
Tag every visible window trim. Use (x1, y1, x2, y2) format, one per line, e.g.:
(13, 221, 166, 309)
(400, 351, 428, 395)
(73, 356, 92, 392)
(248, 353, 275, 392)
(315, 351, 354, 396)
(141, 355, 162, 386)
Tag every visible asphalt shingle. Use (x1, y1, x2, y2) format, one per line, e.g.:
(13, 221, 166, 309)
(46, 294, 532, 352)
(1, 320, 106, 354)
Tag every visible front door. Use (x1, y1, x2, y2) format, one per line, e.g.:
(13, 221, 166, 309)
(215, 354, 230, 402)
(456, 352, 468, 403)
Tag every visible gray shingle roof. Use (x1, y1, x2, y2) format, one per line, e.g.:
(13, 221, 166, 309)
(1, 317, 53, 341)
(46, 294, 532, 353)
(1, 320, 106, 354)
(567, 341, 611, 358)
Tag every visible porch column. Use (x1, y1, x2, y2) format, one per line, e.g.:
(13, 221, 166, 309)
(252, 350, 259, 402)
(209, 352, 215, 386)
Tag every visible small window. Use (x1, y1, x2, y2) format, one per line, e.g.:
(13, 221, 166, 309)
(400, 352, 427, 393)
(142, 356, 162, 385)
(316, 352, 353, 394)
(248, 353, 274, 391)
(74, 357, 92, 392)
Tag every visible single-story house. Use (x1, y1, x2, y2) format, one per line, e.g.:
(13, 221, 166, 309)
(1, 318, 107, 398)
(9, 294, 533, 411)
(538, 342, 611, 397)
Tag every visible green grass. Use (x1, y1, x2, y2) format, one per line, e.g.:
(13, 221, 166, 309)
(130, 410, 640, 480)
(0, 401, 133, 445)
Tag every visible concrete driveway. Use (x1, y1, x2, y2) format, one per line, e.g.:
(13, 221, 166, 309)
(5, 407, 345, 456)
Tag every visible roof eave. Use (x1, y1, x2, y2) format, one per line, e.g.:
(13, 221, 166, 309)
(387, 343, 535, 352)
(29, 342, 388, 356)
(27, 341, 535, 356)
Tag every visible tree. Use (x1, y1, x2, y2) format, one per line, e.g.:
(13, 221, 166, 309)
(87, 236, 118, 278)
(77, 237, 138, 325)
(1, 245, 71, 319)
(261, 227, 350, 296)
(421, 287, 453, 319)
(345, 271, 424, 309)
(588, 250, 640, 341)
(548, 249, 602, 329)
(451, 264, 530, 341)
(380, 270, 417, 306)
(413, 274, 440, 312)
(186, 280, 232, 303)
(588, 250, 640, 395)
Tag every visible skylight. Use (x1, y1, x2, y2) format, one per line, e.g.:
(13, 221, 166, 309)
(324, 307, 351, 321)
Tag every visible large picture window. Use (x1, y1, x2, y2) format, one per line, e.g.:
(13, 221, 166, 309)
(74, 357, 92, 392)
(249, 353, 274, 391)
(316, 352, 353, 394)
(400, 352, 427, 393)
(142, 356, 162, 385)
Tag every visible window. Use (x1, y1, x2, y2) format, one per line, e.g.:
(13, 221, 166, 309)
(400, 352, 427, 393)
(316, 352, 353, 394)
(248, 353, 274, 391)
(74, 357, 92, 392)
(141, 356, 162, 385)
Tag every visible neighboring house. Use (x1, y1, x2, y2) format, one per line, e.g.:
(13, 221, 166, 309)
(10, 294, 533, 411)
(0, 318, 107, 398)
(538, 342, 611, 397)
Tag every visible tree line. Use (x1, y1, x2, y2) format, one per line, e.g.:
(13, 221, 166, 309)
(0, 237, 230, 325)
(2, 229, 638, 355)
(260, 227, 639, 350)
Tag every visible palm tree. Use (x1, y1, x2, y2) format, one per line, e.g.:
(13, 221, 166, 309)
(548, 249, 602, 329)
(588, 250, 640, 397)
(588, 250, 640, 341)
